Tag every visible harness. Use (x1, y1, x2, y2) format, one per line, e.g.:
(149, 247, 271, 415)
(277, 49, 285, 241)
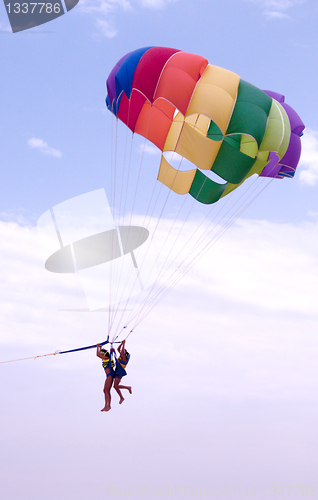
(102, 356, 115, 370)
(102, 347, 117, 378)
(117, 353, 130, 370)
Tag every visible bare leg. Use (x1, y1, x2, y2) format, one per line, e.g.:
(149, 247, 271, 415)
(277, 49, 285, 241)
(101, 373, 113, 411)
(118, 384, 132, 394)
(114, 377, 132, 403)
(113, 377, 125, 404)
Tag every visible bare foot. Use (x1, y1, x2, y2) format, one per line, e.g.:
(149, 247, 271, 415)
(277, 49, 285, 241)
(119, 396, 125, 404)
(128, 386, 132, 394)
(101, 405, 111, 412)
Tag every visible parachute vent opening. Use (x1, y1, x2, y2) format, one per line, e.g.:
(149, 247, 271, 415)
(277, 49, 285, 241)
(163, 151, 227, 185)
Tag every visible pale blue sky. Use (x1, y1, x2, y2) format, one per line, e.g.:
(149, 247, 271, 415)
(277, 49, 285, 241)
(1, 1, 318, 498)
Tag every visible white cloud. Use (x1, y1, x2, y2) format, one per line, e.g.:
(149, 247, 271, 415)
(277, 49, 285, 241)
(0, 23, 11, 33)
(79, 0, 132, 15)
(1, 214, 318, 491)
(248, 0, 305, 19)
(308, 210, 318, 218)
(1, 213, 318, 351)
(95, 17, 118, 37)
(298, 129, 318, 186)
(265, 9, 289, 18)
(79, 0, 174, 13)
(78, 0, 176, 37)
(0, 210, 32, 226)
(193, 218, 318, 315)
(78, 0, 131, 38)
(78, 0, 131, 37)
(28, 138, 62, 158)
(140, 0, 175, 8)
(0, 220, 99, 352)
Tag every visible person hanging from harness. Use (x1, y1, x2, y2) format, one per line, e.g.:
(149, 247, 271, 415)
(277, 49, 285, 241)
(96, 344, 115, 412)
(113, 339, 132, 404)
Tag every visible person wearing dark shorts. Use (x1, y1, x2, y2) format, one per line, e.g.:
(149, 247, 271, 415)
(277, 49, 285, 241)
(96, 344, 114, 412)
(114, 340, 132, 404)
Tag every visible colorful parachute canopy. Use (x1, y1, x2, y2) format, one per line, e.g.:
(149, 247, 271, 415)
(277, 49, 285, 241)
(106, 47, 305, 205)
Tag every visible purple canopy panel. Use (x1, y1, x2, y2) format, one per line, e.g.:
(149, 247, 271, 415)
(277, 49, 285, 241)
(279, 133, 302, 170)
(106, 53, 131, 107)
(260, 152, 281, 178)
(261, 92, 305, 180)
(263, 90, 285, 103)
(263, 92, 305, 135)
(281, 102, 305, 136)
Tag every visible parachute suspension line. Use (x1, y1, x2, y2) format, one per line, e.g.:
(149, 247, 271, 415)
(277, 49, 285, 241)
(107, 99, 152, 336)
(170, 178, 275, 290)
(107, 113, 115, 335)
(123, 170, 225, 329)
(111, 131, 136, 332)
(109, 124, 132, 331)
(118, 167, 183, 327)
(146, 181, 274, 327)
(105, 95, 149, 336)
(114, 172, 270, 334)
(109, 101, 194, 336)
(129, 134, 148, 220)
(127, 201, 193, 328)
(137, 141, 184, 242)
(134, 165, 269, 330)
(110, 325, 133, 344)
(110, 128, 133, 330)
(121, 132, 135, 227)
(110, 325, 126, 344)
(110, 122, 133, 336)
(109, 99, 138, 334)
(130, 201, 225, 328)
(107, 104, 185, 337)
(127, 177, 200, 327)
(107, 134, 169, 335)
(107, 114, 114, 334)
(109, 115, 119, 217)
(113, 139, 233, 330)
(177, 178, 274, 279)
(124, 328, 133, 341)
(132, 177, 275, 329)
(137, 148, 287, 331)
(0, 351, 61, 364)
(130, 172, 273, 328)
(108, 116, 120, 334)
(129, 170, 240, 328)
(118, 121, 131, 226)
(142, 167, 165, 228)
(121, 95, 136, 225)
(154, 171, 262, 284)
(106, 111, 283, 336)
(110, 135, 194, 331)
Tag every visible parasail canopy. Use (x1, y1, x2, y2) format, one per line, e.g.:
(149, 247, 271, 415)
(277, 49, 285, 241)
(106, 46, 305, 205)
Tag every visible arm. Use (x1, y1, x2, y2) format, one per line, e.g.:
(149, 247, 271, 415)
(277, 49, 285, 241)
(117, 340, 127, 363)
(117, 340, 125, 355)
(96, 344, 108, 360)
(96, 344, 102, 358)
